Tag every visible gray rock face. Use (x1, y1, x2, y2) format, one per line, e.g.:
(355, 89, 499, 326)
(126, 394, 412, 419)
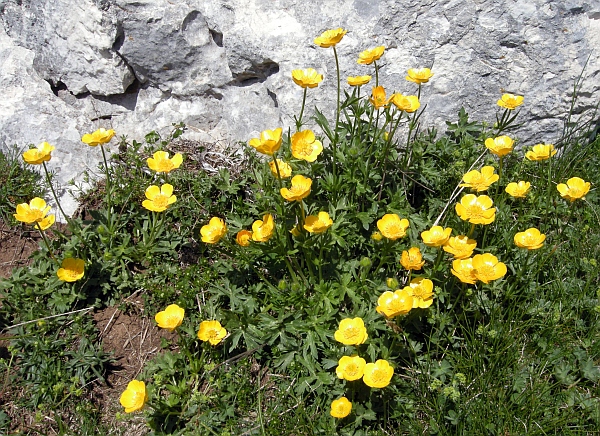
(1, 0, 599, 216)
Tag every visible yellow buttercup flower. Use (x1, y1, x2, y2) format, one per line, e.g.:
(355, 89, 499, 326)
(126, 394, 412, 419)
(336, 355, 366, 381)
(370, 86, 389, 109)
(142, 184, 177, 212)
(147, 151, 183, 173)
(405, 278, 434, 309)
(291, 130, 323, 162)
(377, 214, 409, 240)
(376, 289, 414, 318)
(291, 68, 323, 89)
(268, 159, 292, 179)
(357, 46, 385, 65)
(505, 181, 531, 198)
(443, 235, 477, 259)
(201, 217, 227, 244)
(155, 304, 185, 331)
(197, 320, 227, 345)
(514, 227, 546, 250)
(22, 142, 55, 165)
(485, 136, 514, 157)
(455, 194, 496, 225)
(347, 75, 372, 86)
(497, 93, 524, 110)
(314, 28, 347, 48)
(363, 359, 394, 388)
(119, 380, 148, 413)
(248, 128, 283, 156)
(371, 231, 383, 241)
(421, 226, 452, 247)
(252, 214, 275, 242)
(390, 93, 420, 113)
(472, 253, 507, 284)
(525, 144, 556, 161)
(406, 68, 434, 84)
(460, 166, 499, 192)
(56, 258, 85, 282)
(330, 397, 352, 418)
(303, 211, 333, 234)
(81, 128, 115, 146)
(281, 175, 312, 202)
(400, 247, 425, 271)
(557, 177, 591, 202)
(334, 317, 368, 345)
(14, 198, 55, 231)
(451, 258, 477, 284)
(236, 229, 253, 247)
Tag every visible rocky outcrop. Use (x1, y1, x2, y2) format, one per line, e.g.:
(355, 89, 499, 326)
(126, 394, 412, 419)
(1, 0, 599, 215)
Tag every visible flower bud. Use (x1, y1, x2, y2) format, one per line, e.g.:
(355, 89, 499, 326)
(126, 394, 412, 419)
(386, 278, 399, 289)
(278, 279, 288, 290)
(359, 257, 372, 268)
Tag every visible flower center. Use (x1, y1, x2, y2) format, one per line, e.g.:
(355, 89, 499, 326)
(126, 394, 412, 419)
(466, 205, 484, 218)
(153, 195, 169, 208)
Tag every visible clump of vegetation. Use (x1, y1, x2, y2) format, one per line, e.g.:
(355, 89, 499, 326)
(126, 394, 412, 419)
(1, 27, 599, 435)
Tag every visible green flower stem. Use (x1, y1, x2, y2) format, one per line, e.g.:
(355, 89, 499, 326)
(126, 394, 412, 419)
(332, 46, 342, 190)
(37, 227, 58, 264)
(41, 162, 71, 227)
(432, 248, 444, 273)
(374, 60, 379, 87)
(296, 88, 308, 131)
(377, 109, 404, 200)
(467, 223, 476, 238)
(374, 239, 393, 273)
(99, 144, 114, 233)
(544, 157, 553, 232)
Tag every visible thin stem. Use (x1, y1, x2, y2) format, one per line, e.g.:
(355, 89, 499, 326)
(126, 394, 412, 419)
(42, 162, 70, 225)
(37, 227, 58, 264)
(332, 46, 342, 190)
(99, 144, 113, 232)
(296, 88, 308, 131)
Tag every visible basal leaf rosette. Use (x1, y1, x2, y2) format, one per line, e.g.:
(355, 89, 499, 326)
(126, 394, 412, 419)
(505, 181, 531, 198)
(556, 177, 591, 202)
(376, 213, 409, 240)
(363, 359, 394, 388)
(357, 46, 385, 65)
(248, 128, 283, 156)
(314, 28, 347, 48)
(406, 68, 434, 84)
(291, 130, 323, 162)
(455, 194, 496, 225)
(497, 93, 524, 110)
(400, 247, 425, 271)
(119, 380, 148, 413)
(421, 226, 452, 247)
(155, 304, 185, 331)
(443, 235, 477, 259)
(147, 151, 183, 173)
(460, 166, 499, 192)
(336, 355, 366, 381)
(514, 228, 546, 250)
(81, 128, 115, 146)
(330, 397, 352, 418)
(334, 317, 368, 345)
(22, 142, 55, 165)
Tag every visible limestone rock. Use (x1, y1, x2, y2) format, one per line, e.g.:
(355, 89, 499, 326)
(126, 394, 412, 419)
(1, 0, 599, 217)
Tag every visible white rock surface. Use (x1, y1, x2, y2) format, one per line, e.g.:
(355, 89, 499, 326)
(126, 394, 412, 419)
(1, 0, 599, 216)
